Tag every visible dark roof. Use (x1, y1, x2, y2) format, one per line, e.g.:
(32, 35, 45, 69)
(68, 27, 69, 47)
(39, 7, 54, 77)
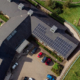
(32, 22, 77, 59)
(0, 0, 28, 45)
(0, 42, 16, 80)
(4, 16, 31, 49)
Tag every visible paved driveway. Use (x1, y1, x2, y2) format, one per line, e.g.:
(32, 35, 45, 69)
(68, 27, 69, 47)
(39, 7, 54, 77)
(10, 50, 55, 80)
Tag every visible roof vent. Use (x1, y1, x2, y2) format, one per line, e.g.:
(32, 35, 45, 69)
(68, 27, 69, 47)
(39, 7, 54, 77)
(7, 0, 12, 2)
(18, 3, 24, 10)
(28, 9, 33, 16)
(50, 25, 58, 33)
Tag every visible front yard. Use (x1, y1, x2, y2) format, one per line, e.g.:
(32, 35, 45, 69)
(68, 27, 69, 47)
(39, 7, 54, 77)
(64, 56, 80, 80)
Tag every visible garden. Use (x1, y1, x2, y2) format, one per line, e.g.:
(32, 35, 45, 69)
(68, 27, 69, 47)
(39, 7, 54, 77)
(64, 57, 80, 80)
(51, 63, 63, 76)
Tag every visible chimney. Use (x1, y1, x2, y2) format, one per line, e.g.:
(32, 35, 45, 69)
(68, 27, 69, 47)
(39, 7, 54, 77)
(27, 9, 33, 16)
(18, 3, 24, 10)
(7, 0, 12, 2)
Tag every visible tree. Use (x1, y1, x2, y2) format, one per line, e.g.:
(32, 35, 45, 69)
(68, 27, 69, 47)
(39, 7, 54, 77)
(63, 0, 72, 9)
(45, 0, 52, 6)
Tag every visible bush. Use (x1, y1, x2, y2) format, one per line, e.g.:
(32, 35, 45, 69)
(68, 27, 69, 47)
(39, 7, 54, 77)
(49, 13, 65, 24)
(51, 63, 63, 76)
(53, 8, 62, 14)
(50, 1, 56, 9)
(35, 40, 63, 62)
(27, 0, 38, 7)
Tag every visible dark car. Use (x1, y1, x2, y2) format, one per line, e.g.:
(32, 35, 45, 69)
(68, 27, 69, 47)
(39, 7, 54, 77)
(24, 77, 28, 80)
(45, 58, 52, 65)
(31, 47, 38, 54)
(41, 56, 47, 63)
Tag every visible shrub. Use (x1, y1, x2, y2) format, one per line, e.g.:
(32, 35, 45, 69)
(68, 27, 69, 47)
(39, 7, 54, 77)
(50, 1, 56, 9)
(63, 0, 72, 9)
(35, 40, 63, 62)
(53, 8, 62, 14)
(51, 63, 63, 76)
(45, 0, 52, 7)
(27, 0, 38, 7)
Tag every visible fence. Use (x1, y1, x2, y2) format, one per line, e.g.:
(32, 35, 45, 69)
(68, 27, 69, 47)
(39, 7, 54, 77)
(62, 55, 80, 80)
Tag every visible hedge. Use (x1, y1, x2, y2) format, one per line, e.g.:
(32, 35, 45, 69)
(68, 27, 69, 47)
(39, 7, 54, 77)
(35, 41, 63, 62)
(27, 0, 38, 7)
(51, 63, 63, 76)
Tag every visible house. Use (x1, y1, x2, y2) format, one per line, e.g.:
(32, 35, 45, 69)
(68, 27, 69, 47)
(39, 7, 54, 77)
(0, 0, 79, 80)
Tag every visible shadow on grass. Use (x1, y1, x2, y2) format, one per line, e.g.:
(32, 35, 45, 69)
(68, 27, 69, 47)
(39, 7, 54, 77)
(69, 3, 80, 8)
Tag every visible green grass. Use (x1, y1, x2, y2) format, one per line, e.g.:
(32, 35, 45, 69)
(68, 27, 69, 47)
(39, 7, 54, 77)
(34, 0, 54, 12)
(64, 57, 80, 80)
(62, 0, 80, 2)
(0, 22, 2, 25)
(53, 63, 59, 70)
(51, 63, 63, 76)
(0, 13, 9, 22)
(59, 3, 80, 31)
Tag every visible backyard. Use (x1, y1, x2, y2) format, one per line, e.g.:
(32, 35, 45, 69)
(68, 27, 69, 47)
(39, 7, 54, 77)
(64, 57, 80, 80)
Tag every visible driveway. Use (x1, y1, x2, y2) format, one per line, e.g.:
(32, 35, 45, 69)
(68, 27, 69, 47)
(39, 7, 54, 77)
(10, 50, 55, 80)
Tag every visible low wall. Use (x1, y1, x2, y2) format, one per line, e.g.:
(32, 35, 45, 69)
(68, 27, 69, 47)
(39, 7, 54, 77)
(64, 22, 80, 41)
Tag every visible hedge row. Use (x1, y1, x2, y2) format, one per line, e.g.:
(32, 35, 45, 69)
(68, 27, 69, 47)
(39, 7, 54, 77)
(35, 41, 63, 62)
(27, 0, 38, 7)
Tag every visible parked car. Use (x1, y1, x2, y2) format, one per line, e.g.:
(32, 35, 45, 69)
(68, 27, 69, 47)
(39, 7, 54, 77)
(41, 56, 47, 63)
(31, 47, 38, 54)
(37, 52, 43, 58)
(28, 78, 33, 80)
(12, 62, 18, 69)
(24, 77, 28, 80)
(45, 58, 51, 65)
(47, 74, 54, 80)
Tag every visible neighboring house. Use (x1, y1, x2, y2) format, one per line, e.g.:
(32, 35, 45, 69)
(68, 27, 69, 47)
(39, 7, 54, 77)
(0, 0, 79, 80)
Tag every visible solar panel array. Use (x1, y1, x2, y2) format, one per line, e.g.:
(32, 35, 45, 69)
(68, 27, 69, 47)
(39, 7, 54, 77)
(33, 24, 73, 56)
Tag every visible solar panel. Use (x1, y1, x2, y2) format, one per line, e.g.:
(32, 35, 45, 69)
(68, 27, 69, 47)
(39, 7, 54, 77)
(33, 24, 73, 57)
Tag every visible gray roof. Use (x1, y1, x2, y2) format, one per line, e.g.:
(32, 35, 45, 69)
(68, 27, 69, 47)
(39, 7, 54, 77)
(0, 0, 28, 45)
(31, 16, 78, 59)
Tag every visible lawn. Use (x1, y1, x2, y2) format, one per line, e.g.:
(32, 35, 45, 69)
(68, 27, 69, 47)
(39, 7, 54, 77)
(62, 0, 80, 2)
(64, 57, 80, 80)
(59, 3, 80, 31)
